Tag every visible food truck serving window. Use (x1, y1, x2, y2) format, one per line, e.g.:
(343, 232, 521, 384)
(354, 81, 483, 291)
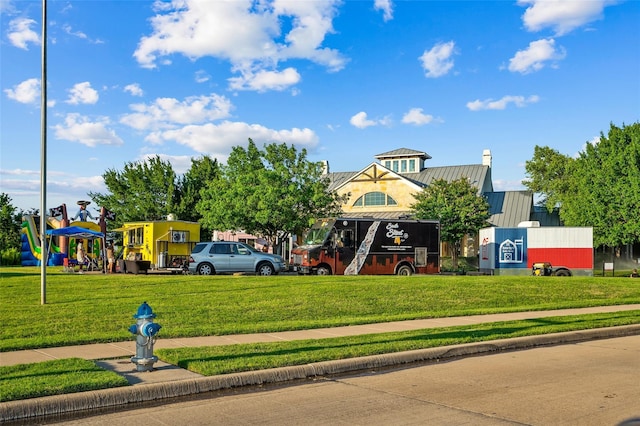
(128, 227, 144, 246)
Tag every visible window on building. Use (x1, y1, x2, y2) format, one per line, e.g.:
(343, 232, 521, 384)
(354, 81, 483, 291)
(352, 192, 398, 207)
(409, 159, 416, 172)
(392, 160, 399, 172)
(128, 227, 144, 246)
(384, 160, 391, 169)
(401, 160, 407, 172)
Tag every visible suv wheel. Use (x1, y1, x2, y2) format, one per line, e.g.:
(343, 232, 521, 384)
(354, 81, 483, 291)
(197, 263, 215, 275)
(257, 263, 275, 276)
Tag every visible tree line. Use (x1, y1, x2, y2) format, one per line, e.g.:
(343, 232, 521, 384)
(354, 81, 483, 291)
(523, 122, 640, 253)
(3, 121, 637, 266)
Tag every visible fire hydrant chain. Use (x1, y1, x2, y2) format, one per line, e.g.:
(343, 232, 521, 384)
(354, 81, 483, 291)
(129, 301, 162, 372)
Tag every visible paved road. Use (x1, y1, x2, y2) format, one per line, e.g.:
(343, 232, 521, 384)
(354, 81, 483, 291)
(43, 335, 640, 426)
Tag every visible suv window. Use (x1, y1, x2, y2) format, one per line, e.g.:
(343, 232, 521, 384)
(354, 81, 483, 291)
(237, 244, 251, 255)
(191, 243, 207, 254)
(211, 243, 231, 254)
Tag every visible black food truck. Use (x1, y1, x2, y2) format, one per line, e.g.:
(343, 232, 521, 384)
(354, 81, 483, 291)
(291, 218, 440, 275)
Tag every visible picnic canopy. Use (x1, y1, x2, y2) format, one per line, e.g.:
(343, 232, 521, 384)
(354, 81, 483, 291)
(46, 226, 104, 239)
(46, 226, 106, 270)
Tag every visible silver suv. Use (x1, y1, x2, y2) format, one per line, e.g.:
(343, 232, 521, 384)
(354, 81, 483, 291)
(188, 241, 285, 276)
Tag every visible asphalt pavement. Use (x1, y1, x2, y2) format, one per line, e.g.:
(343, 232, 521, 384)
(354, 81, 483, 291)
(1, 304, 640, 423)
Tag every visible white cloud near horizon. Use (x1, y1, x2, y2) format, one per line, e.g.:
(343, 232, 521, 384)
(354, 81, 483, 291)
(53, 113, 124, 147)
(147, 121, 319, 158)
(518, 0, 611, 36)
(466, 95, 540, 111)
(7, 17, 40, 49)
(508, 38, 566, 74)
(419, 41, 456, 78)
(133, 0, 346, 92)
(4, 78, 40, 104)
(66, 82, 99, 105)
(120, 93, 234, 131)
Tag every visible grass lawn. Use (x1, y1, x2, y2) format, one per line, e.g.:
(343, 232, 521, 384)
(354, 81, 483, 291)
(2, 267, 640, 351)
(0, 358, 129, 402)
(1, 266, 640, 402)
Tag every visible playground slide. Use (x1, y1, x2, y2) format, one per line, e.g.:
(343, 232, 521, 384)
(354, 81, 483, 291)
(21, 215, 62, 266)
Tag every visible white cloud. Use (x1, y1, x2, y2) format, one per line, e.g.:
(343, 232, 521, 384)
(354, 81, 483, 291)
(120, 93, 233, 131)
(419, 41, 456, 78)
(466, 95, 540, 111)
(228, 67, 301, 92)
(195, 70, 210, 83)
(133, 0, 346, 92)
(142, 154, 195, 174)
(508, 38, 566, 74)
(4, 78, 40, 104)
(350, 112, 377, 129)
(401, 108, 436, 126)
(7, 18, 40, 49)
(518, 0, 611, 36)
(1, 0, 17, 14)
(124, 83, 144, 97)
(66, 82, 99, 105)
(349, 112, 391, 129)
(61, 24, 104, 44)
(374, 0, 394, 22)
(148, 121, 319, 158)
(53, 113, 124, 147)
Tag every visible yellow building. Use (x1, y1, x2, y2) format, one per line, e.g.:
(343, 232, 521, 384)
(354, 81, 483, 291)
(117, 220, 200, 270)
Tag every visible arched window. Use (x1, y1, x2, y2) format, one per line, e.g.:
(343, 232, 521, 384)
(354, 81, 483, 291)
(352, 192, 398, 207)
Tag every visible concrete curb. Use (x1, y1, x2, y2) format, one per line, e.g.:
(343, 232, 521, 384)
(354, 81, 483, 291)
(2, 324, 640, 422)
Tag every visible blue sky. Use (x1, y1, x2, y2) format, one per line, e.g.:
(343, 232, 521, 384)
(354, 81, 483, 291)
(1, 0, 639, 213)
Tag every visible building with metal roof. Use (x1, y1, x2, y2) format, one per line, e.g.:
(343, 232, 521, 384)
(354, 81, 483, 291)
(324, 147, 543, 229)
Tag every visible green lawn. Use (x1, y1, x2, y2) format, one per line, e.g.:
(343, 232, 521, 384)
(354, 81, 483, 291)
(2, 267, 640, 351)
(2, 266, 640, 402)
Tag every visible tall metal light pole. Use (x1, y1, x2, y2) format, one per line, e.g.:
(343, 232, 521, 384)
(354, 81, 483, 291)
(40, 0, 48, 305)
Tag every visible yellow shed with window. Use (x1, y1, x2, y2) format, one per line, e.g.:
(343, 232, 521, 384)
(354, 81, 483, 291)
(117, 220, 201, 271)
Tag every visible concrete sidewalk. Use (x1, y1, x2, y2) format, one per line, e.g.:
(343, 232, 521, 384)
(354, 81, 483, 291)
(2, 304, 640, 422)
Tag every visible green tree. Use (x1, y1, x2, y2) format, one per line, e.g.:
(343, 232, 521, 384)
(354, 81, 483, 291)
(410, 178, 490, 270)
(523, 145, 574, 212)
(560, 122, 640, 249)
(0, 193, 22, 253)
(197, 139, 345, 253)
(174, 156, 220, 239)
(89, 156, 177, 226)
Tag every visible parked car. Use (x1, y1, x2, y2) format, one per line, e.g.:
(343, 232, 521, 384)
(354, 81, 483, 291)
(188, 241, 286, 276)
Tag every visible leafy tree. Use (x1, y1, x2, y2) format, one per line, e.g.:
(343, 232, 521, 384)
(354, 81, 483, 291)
(559, 122, 640, 249)
(89, 156, 177, 226)
(0, 193, 22, 253)
(197, 139, 345, 253)
(523, 145, 574, 211)
(174, 156, 220, 239)
(411, 178, 490, 270)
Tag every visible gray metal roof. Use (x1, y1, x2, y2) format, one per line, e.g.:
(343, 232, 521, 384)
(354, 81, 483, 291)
(404, 165, 492, 193)
(485, 191, 533, 228)
(374, 148, 431, 160)
(327, 164, 491, 193)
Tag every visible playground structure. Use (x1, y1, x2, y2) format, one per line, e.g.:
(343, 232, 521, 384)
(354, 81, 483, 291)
(20, 201, 108, 268)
